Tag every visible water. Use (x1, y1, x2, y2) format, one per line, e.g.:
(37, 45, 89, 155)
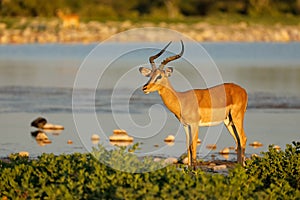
(0, 42, 300, 161)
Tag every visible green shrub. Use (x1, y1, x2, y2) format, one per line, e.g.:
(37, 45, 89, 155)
(245, 141, 300, 198)
(0, 142, 299, 199)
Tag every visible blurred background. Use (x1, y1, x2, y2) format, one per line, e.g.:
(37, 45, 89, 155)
(1, 0, 300, 19)
(0, 0, 300, 43)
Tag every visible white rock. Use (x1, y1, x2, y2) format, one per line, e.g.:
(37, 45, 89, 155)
(19, 151, 29, 157)
(91, 134, 100, 140)
(36, 132, 48, 141)
(110, 129, 133, 142)
(197, 138, 201, 144)
(182, 157, 189, 164)
(164, 157, 178, 164)
(109, 134, 133, 142)
(273, 145, 281, 151)
(249, 141, 263, 147)
(213, 164, 227, 171)
(43, 123, 64, 130)
(219, 147, 230, 154)
(164, 135, 175, 142)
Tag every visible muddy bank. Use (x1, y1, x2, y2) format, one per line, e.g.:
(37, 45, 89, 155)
(0, 19, 300, 44)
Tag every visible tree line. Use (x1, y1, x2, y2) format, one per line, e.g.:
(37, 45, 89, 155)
(1, 0, 300, 19)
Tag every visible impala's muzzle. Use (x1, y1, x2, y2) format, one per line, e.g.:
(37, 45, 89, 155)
(142, 84, 150, 94)
(142, 85, 147, 91)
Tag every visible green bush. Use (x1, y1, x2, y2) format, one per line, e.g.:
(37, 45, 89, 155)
(0, 142, 299, 199)
(245, 141, 300, 198)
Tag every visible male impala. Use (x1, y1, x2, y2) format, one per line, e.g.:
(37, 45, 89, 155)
(139, 41, 248, 166)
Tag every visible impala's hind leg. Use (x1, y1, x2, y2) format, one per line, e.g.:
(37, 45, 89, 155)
(190, 123, 199, 167)
(224, 111, 247, 165)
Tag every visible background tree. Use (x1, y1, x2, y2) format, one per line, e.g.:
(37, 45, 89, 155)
(0, 0, 300, 19)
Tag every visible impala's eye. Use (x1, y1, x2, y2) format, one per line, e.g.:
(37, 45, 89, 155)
(156, 75, 162, 80)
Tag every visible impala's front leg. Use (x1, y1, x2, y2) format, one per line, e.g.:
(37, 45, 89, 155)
(190, 123, 199, 166)
(183, 125, 191, 165)
(183, 124, 198, 166)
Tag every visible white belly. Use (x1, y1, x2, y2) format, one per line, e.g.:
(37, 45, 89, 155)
(198, 107, 228, 127)
(199, 120, 223, 127)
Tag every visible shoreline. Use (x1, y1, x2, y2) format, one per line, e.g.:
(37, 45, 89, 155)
(1, 19, 300, 44)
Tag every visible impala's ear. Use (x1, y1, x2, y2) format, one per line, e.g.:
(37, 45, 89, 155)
(165, 67, 173, 77)
(139, 67, 152, 77)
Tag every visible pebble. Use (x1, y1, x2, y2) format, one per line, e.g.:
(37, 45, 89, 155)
(164, 157, 178, 164)
(197, 138, 201, 145)
(33, 132, 52, 145)
(109, 129, 134, 142)
(164, 135, 175, 142)
(113, 129, 127, 135)
(67, 140, 73, 144)
(18, 151, 29, 157)
(206, 144, 217, 150)
(249, 141, 263, 147)
(219, 147, 230, 154)
(212, 164, 227, 172)
(35, 132, 48, 141)
(182, 157, 189, 164)
(273, 145, 281, 151)
(42, 123, 64, 130)
(91, 134, 100, 141)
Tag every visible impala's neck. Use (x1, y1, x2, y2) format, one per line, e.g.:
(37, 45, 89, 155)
(157, 79, 181, 119)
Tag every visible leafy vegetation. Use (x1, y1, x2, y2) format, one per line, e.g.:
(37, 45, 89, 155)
(245, 141, 300, 198)
(0, 142, 299, 199)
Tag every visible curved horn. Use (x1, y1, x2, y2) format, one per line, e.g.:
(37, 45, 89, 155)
(149, 41, 172, 70)
(159, 40, 184, 70)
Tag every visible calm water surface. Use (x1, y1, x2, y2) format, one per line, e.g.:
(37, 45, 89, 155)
(0, 42, 299, 161)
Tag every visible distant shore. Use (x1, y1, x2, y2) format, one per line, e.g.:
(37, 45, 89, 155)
(1, 18, 300, 44)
